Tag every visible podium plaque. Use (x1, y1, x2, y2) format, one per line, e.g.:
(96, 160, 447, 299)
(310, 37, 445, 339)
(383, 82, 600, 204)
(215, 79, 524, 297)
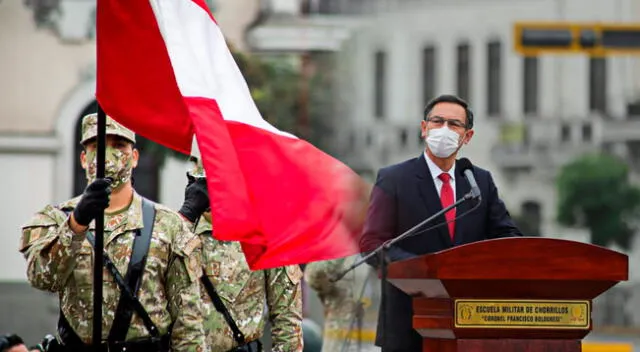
(386, 237, 629, 352)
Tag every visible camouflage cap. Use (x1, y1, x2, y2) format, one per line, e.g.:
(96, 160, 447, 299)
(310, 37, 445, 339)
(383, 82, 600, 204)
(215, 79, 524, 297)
(187, 136, 206, 178)
(187, 155, 206, 178)
(80, 113, 136, 145)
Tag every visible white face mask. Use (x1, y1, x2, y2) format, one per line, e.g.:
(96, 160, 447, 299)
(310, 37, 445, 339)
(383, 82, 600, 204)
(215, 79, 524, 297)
(425, 126, 462, 158)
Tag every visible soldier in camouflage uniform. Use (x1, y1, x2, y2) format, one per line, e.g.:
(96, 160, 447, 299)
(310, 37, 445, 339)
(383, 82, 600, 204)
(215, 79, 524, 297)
(19, 114, 208, 352)
(176, 152, 304, 352)
(304, 255, 380, 352)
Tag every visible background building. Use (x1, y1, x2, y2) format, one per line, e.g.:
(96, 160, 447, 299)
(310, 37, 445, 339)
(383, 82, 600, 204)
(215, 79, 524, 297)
(1, 0, 639, 349)
(0, 0, 260, 343)
(328, 0, 640, 332)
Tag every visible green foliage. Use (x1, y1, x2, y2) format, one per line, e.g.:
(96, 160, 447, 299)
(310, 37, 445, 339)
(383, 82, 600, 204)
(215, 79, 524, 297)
(145, 48, 334, 165)
(556, 153, 640, 249)
(234, 51, 300, 133)
(232, 50, 334, 150)
(306, 53, 338, 153)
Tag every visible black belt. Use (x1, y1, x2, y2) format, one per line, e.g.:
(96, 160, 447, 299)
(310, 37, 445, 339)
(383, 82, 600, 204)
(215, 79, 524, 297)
(56, 334, 170, 352)
(228, 339, 262, 352)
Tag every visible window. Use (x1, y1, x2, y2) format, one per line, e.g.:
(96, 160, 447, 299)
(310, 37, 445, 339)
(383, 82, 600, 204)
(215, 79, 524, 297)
(399, 128, 408, 147)
(422, 46, 436, 105)
(348, 132, 356, 150)
(74, 101, 161, 201)
(561, 124, 571, 143)
(487, 40, 502, 115)
(626, 101, 640, 115)
(374, 50, 386, 119)
(519, 201, 542, 236)
(301, 0, 312, 14)
(582, 123, 592, 142)
(523, 57, 539, 115)
(589, 57, 607, 114)
(317, 0, 341, 14)
(456, 43, 470, 102)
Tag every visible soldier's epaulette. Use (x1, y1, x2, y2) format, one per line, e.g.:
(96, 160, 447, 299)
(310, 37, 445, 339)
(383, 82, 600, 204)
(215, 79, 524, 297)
(22, 205, 66, 229)
(285, 265, 303, 285)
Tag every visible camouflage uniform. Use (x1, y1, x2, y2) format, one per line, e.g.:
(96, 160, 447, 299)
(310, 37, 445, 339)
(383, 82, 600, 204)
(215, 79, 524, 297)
(19, 114, 208, 352)
(191, 217, 304, 352)
(304, 255, 380, 352)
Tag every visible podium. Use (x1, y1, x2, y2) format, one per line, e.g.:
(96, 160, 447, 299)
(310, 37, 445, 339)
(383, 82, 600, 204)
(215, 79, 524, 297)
(386, 237, 629, 352)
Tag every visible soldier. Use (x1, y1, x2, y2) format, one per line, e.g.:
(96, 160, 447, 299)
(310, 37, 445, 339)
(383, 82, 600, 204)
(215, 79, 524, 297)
(19, 114, 208, 352)
(177, 152, 304, 352)
(304, 255, 380, 352)
(0, 333, 29, 352)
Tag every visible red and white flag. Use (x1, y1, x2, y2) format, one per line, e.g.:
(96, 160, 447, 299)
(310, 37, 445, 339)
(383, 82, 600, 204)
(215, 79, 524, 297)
(96, 0, 368, 269)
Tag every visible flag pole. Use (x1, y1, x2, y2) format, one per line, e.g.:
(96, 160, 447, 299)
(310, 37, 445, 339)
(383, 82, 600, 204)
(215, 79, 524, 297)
(92, 104, 106, 349)
(94, 0, 105, 347)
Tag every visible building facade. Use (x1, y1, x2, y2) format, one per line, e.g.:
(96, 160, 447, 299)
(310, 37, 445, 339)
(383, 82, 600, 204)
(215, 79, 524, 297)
(2, 0, 639, 345)
(329, 0, 640, 328)
(0, 0, 259, 343)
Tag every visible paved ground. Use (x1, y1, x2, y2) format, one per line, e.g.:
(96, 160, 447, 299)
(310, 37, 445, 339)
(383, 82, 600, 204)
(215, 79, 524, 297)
(1, 282, 638, 351)
(0, 282, 59, 346)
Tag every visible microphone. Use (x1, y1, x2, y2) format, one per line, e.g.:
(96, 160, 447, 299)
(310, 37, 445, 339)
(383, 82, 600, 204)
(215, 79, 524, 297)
(457, 158, 481, 201)
(330, 159, 484, 283)
(330, 190, 477, 283)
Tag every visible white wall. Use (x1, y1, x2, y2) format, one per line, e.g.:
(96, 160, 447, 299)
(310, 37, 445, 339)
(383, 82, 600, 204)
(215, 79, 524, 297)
(213, 0, 261, 50)
(0, 154, 56, 281)
(159, 156, 192, 211)
(0, 0, 95, 133)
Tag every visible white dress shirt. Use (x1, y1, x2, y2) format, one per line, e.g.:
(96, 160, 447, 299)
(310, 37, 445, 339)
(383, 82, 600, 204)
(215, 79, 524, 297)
(424, 151, 456, 200)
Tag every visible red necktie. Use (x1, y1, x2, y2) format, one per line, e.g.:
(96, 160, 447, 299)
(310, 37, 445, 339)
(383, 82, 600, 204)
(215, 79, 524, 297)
(438, 173, 456, 241)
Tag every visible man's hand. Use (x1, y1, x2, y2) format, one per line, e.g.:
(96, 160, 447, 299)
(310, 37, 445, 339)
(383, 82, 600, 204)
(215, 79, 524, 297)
(178, 177, 209, 223)
(71, 178, 112, 231)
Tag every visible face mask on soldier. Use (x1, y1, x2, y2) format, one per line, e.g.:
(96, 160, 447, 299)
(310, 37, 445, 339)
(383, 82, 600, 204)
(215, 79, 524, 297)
(84, 146, 134, 189)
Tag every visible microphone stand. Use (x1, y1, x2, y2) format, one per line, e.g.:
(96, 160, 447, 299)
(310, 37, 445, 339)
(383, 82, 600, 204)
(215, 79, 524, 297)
(330, 190, 477, 351)
(331, 191, 477, 283)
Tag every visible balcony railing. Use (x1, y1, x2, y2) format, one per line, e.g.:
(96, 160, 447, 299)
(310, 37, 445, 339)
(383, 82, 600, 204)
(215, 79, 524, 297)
(490, 117, 604, 169)
(601, 118, 640, 143)
(336, 119, 423, 172)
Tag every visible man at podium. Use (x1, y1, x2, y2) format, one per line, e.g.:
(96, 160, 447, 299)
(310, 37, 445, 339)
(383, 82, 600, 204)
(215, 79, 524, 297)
(360, 94, 522, 352)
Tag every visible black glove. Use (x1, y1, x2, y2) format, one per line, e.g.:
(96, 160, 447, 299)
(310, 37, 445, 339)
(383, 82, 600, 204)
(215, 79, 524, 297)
(178, 177, 210, 223)
(73, 178, 112, 226)
(30, 334, 57, 352)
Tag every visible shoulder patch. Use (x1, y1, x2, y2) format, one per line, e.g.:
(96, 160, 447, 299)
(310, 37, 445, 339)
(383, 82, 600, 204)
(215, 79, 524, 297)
(182, 235, 202, 257)
(285, 265, 303, 285)
(172, 221, 202, 258)
(21, 205, 67, 229)
(152, 202, 179, 217)
(19, 203, 72, 252)
(152, 206, 194, 243)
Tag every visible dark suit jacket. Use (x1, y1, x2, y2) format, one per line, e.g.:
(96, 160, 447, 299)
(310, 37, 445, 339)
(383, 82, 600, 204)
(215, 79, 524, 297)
(360, 154, 522, 352)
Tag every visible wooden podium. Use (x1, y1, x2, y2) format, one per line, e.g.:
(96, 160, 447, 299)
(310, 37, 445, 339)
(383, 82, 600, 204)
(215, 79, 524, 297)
(386, 237, 629, 352)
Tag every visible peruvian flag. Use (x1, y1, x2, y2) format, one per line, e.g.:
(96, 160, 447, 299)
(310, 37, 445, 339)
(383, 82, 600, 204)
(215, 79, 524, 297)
(95, 0, 368, 269)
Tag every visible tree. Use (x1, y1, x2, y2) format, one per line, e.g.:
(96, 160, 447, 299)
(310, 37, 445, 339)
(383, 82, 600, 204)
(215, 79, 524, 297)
(556, 153, 640, 250)
(232, 49, 335, 151)
(233, 50, 300, 134)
